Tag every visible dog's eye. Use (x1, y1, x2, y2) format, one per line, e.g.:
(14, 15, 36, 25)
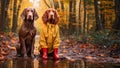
(31, 10, 33, 12)
(53, 11, 55, 13)
(48, 10, 50, 12)
(27, 10, 29, 12)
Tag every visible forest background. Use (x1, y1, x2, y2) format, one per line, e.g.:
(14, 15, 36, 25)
(0, 0, 120, 48)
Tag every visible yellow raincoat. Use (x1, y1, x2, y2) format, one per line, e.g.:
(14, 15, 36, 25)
(39, 23, 60, 53)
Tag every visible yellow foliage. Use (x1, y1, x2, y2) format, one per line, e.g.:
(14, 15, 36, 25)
(7, 0, 115, 33)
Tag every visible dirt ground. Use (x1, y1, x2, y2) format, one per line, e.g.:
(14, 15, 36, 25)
(0, 32, 120, 63)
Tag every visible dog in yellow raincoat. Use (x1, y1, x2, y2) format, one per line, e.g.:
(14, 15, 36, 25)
(39, 8, 60, 60)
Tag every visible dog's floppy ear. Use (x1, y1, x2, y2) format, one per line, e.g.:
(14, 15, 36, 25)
(54, 10, 59, 24)
(33, 9, 39, 20)
(21, 8, 27, 20)
(42, 10, 48, 24)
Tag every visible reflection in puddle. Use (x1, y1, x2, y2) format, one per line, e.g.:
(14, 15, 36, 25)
(0, 58, 120, 68)
(33, 59, 39, 68)
(13, 59, 33, 68)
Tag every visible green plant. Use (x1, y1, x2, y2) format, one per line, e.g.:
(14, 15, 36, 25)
(88, 30, 120, 47)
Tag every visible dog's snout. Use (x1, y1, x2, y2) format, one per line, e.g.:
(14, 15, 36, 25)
(28, 12, 33, 17)
(50, 11, 54, 16)
(27, 11, 33, 20)
(50, 15, 54, 17)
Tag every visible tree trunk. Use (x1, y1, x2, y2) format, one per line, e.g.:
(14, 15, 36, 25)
(12, 0, 17, 32)
(68, 0, 73, 35)
(0, 0, 6, 31)
(108, 0, 120, 57)
(53, 0, 59, 9)
(87, 14, 90, 33)
(73, 0, 76, 34)
(112, 0, 120, 32)
(83, 0, 86, 33)
(0, 0, 2, 15)
(0, 0, 1, 29)
(57, 0, 62, 10)
(75, 0, 80, 37)
(12, 0, 22, 32)
(68, 0, 76, 35)
(100, 14, 105, 29)
(50, 0, 54, 8)
(43, 0, 51, 8)
(78, 0, 81, 34)
(94, 0, 101, 31)
(0, 0, 10, 32)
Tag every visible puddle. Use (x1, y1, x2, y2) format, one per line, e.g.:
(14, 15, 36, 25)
(0, 58, 120, 68)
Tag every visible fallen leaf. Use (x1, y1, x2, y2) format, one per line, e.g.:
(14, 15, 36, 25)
(62, 46, 66, 49)
(63, 49, 67, 53)
(65, 56, 71, 60)
(58, 54, 63, 56)
(98, 53, 104, 57)
(7, 45, 16, 50)
(86, 55, 93, 59)
(73, 50, 77, 53)
(0, 55, 5, 60)
(64, 39, 70, 43)
(11, 39, 16, 44)
(5, 41, 9, 45)
(70, 59, 75, 62)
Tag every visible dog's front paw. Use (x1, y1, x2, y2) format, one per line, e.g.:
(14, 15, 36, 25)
(23, 54, 28, 58)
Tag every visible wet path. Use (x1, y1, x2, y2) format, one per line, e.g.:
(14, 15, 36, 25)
(34, 35, 40, 47)
(0, 35, 120, 68)
(0, 58, 120, 68)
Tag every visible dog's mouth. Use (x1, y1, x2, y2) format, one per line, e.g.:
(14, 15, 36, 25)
(26, 18, 34, 22)
(49, 18, 55, 24)
(26, 16, 34, 21)
(28, 19, 33, 21)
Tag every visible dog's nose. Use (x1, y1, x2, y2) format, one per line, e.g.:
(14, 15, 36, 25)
(28, 15, 32, 17)
(50, 15, 53, 17)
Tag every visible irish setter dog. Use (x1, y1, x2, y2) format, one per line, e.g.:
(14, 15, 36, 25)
(40, 8, 60, 60)
(17, 8, 39, 58)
